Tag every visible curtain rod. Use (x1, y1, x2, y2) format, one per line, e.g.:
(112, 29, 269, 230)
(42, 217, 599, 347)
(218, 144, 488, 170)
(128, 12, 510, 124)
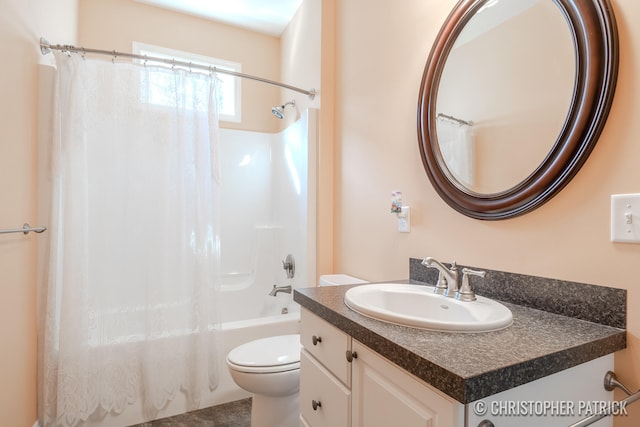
(437, 113, 473, 127)
(39, 38, 317, 99)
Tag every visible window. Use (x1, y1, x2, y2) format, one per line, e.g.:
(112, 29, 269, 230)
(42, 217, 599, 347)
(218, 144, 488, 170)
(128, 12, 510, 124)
(133, 42, 242, 123)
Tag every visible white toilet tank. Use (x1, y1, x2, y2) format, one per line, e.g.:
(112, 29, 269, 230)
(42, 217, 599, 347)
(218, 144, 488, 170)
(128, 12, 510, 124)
(318, 274, 367, 287)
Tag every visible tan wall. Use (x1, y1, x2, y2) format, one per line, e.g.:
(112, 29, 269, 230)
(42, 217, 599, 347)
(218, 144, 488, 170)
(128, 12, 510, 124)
(280, 0, 322, 130)
(0, 0, 77, 424)
(334, 0, 639, 424)
(281, 0, 331, 281)
(316, 0, 337, 279)
(78, 0, 281, 133)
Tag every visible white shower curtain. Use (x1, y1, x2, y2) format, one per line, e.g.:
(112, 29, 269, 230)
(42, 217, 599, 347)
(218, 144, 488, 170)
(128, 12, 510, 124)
(38, 52, 222, 426)
(436, 117, 475, 187)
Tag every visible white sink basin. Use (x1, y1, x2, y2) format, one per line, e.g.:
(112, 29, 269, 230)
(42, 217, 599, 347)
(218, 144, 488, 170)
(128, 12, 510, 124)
(344, 283, 513, 332)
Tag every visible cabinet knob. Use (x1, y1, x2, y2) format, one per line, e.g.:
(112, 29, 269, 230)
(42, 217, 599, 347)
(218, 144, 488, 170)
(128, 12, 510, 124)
(477, 421, 495, 427)
(312, 399, 322, 411)
(346, 350, 358, 362)
(312, 335, 322, 345)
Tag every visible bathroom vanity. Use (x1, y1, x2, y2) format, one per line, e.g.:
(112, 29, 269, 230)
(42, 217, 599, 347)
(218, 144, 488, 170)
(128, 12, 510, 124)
(294, 260, 626, 427)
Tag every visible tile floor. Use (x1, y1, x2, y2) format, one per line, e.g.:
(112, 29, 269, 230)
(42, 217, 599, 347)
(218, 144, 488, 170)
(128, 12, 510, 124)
(129, 398, 251, 427)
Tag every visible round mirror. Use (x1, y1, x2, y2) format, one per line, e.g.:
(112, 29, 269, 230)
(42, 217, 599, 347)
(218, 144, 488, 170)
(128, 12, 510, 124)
(418, 0, 618, 220)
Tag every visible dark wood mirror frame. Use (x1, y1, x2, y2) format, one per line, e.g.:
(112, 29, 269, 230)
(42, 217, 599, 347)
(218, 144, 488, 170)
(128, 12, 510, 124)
(417, 0, 619, 220)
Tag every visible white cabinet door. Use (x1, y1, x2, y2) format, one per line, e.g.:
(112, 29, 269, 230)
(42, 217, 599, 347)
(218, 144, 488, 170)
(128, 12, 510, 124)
(351, 340, 462, 427)
(300, 349, 351, 427)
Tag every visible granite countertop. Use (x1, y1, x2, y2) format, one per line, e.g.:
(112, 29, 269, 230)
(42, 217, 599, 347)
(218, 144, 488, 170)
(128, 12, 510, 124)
(293, 279, 626, 404)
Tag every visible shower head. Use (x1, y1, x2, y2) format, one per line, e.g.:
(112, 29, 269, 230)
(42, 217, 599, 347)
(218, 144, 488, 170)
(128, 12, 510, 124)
(271, 106, 285, 119)
(271, 100, 296, 119)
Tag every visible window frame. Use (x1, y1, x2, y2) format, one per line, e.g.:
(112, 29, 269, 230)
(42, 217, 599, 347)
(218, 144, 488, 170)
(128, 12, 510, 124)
(132, 42, 242, 123)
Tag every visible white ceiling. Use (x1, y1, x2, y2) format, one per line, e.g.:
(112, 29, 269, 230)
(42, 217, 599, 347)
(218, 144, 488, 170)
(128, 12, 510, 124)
(135, 0, 303, 36)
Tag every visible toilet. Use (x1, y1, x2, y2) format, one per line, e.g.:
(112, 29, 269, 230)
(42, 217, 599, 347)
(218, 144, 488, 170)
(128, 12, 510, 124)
(227, 334, 301, 427)
(226, 274, 366, 427)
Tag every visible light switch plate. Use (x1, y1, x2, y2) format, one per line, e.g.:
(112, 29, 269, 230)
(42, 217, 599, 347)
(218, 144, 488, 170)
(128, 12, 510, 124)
(611, 194, 640, 243)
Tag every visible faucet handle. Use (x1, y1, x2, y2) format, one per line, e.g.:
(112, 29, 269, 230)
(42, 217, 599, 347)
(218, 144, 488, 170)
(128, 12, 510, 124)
(457, 268, 486, 302)
(282, 254, 295, 279)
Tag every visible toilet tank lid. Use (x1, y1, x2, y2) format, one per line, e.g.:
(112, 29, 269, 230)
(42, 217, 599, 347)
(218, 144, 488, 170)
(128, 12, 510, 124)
(227, 334, 300, 367)
(319, 274, 367, 286)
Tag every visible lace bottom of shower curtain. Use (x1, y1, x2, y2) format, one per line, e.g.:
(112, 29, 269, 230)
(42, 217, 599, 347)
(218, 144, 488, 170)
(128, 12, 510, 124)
(42, 331, 220, 427)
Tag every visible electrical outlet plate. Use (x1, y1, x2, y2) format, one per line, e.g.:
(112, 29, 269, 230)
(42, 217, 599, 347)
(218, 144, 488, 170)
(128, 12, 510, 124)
(398, 206, 410, 233)
(611, 194, 640, 243)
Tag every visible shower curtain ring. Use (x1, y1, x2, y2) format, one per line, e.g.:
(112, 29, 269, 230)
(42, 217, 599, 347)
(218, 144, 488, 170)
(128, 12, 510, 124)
(112, 50, 117, 63)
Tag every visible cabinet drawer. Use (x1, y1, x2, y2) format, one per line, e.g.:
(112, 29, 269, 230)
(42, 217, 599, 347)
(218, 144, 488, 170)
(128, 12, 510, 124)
(300, 308, 351, 385)
(300, 349, 350, 427)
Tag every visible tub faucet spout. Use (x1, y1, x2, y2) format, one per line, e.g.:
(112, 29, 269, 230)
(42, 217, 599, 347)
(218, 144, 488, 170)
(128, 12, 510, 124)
(269, 284, 292, 296)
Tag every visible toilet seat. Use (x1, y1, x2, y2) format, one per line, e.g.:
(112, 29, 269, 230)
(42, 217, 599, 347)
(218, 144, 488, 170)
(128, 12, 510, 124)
(226, 334, 301, 374)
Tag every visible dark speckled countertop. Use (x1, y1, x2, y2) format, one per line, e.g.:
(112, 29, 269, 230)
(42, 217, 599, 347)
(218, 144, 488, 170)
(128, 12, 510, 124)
(293, 261, 626, 404)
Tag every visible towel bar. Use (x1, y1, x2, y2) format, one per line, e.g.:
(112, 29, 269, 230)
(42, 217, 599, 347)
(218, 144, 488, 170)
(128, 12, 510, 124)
(0, 223, 47, 235)
(569, 371, 640, 427)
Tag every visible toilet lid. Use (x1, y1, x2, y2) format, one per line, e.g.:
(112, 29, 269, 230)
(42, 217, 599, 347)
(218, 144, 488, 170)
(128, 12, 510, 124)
(227, 334, 301, 372)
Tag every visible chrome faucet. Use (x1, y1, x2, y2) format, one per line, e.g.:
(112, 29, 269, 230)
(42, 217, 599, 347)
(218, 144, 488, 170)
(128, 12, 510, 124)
(421, 257, 459, 297)
(269, 284, 292, 296)
(457, 267, 486, 302)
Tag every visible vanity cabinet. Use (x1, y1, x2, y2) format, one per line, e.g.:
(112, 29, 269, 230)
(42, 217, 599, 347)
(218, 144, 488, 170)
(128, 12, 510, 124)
(300, 308, 615, 427)
(300, 308, 460, 426)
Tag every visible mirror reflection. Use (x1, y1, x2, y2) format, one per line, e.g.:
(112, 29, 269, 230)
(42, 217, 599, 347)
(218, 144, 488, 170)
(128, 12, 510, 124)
(435, 0, 575, 195)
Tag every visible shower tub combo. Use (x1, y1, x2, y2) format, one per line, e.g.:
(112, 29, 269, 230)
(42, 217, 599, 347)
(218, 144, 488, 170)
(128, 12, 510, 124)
(80, 110, 317, 427)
